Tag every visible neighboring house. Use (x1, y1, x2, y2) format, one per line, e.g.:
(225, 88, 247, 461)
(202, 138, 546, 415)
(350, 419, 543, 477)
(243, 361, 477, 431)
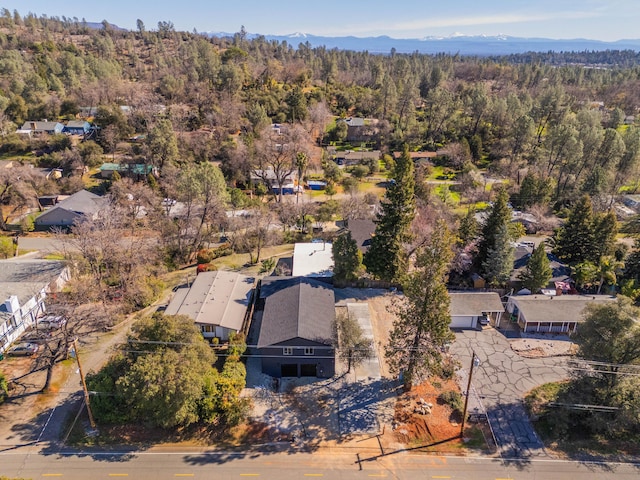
(449, 292, 504, 329)
(345, 218, 375, 253)
(338, 117, 379, 142)
(251, 168, 298, 193)
(34, 190, 107, 230)
(392, 151, 440, 162)
(165, 271, 255, 342)
(63, 120, 91, 136)
(17, 121, 64, 136)
(99, 163, 154, 179)
(509, 244, 571, 291)
(291, 242, 334, 278)
(505, 294, 616, 333)
(334, 150, 382, 167)
(0, 259, 70, 353)
(256, 277, 335, 378)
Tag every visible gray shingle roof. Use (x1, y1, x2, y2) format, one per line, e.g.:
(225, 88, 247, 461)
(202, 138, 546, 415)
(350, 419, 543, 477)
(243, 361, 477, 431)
(449, 292, 504, 316)
(257, 277, 335, 348)
(509, 294, 616, 325)
(0, 259, 67, 306)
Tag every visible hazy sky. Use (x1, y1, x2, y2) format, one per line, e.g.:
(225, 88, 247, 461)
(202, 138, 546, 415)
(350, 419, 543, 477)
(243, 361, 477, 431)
(2, 0, 638, 41)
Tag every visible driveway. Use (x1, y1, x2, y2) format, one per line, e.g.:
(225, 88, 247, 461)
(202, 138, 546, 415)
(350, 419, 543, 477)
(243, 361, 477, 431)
(450, 328, 568, 458)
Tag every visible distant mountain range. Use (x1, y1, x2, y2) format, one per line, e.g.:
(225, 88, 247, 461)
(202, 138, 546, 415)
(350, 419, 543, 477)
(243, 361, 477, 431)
(208, 32, 640, 56)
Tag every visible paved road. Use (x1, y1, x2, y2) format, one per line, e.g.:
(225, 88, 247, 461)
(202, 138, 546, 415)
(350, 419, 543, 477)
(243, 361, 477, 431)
(451, 328, 568, 458)
(2, 447, 640, 479)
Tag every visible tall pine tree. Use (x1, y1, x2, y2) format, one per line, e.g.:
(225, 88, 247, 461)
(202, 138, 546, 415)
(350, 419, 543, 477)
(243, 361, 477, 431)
(364, 145, 415, 282)
(385, 220, 455, 390)
(518, 243, 552, 292)
(552, 195, 595, 264)
(477, 186, 513, 283)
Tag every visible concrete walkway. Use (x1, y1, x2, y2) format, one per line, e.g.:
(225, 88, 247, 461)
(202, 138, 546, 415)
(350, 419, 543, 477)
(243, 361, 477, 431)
(451, 328, 568, 458)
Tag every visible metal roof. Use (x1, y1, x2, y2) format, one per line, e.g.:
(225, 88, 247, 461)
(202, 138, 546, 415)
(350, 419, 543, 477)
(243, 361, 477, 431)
(165, 271, 254, 332)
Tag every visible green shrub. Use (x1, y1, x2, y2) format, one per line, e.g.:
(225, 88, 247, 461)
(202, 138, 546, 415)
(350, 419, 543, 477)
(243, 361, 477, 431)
(439, 390, 464, 415)
(0, 372, 8, 404)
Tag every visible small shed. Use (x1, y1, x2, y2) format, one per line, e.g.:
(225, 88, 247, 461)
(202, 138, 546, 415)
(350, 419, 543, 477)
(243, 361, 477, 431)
(307, 180, 327, 191)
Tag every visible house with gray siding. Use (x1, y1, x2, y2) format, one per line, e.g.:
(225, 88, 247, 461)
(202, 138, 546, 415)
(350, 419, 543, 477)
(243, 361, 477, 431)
(256, 277, 335, 378)
(35, 190, 107, 230)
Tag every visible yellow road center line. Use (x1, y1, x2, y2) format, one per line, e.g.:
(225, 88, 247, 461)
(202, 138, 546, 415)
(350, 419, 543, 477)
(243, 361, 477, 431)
(304, 475, 324, 477)
(175, 475, 195, 477)
(240, 475, 260, 477)
(432, 477, 451, 479)
(108, 475, 129, 477)
(42, 475, 63, 477)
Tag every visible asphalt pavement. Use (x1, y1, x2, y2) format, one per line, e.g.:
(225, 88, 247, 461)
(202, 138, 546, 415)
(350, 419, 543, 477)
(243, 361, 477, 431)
(451, 327, 568, 458)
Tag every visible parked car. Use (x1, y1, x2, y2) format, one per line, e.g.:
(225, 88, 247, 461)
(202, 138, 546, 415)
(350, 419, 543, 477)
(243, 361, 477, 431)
(8, 342, 40, 356)
(479, 315, 490, 326)
(37, 315, 66, 330)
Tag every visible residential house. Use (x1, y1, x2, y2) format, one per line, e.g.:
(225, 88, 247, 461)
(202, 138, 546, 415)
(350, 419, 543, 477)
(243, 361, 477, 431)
(165, 271, 255, 342)
(505, 294, 616, 333)
(63, 120, 91, 136)
(334, 150, 381, 167)
(449, 292, 504, 329)
(0, 259, 70, 353)
(291, 242, 334, 278)
(251, 168, 298, 194)
(344, 218, 375, 253)
(338, 117, 379, 143)
(256, 277, 335, 378)
(34, 189, 107, 230)
(99, 163, 154, 179)
(392, 151, 440, 162)
(17, 121, 64, 137)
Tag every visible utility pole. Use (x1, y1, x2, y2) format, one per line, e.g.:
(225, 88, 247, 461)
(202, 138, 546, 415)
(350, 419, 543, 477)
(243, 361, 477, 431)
(73, 338, 96, 429)
(461, 351, 480, 436)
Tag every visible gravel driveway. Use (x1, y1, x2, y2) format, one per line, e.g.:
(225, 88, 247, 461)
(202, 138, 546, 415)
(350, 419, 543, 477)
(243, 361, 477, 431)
(451, 328, 569, 458)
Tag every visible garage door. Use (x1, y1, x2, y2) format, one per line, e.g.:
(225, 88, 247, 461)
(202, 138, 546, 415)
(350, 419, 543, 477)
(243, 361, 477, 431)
(450, 316, 475, 329)
(281, 364, 298, 377)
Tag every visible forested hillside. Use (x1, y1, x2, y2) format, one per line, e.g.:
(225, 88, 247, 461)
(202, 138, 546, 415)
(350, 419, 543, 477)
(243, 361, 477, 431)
(1, 9, 640, 210)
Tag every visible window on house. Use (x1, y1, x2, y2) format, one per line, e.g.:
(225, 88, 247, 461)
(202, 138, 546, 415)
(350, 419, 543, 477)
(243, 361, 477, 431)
(283, 347, 293, 356)
(304, 347, 314, 356)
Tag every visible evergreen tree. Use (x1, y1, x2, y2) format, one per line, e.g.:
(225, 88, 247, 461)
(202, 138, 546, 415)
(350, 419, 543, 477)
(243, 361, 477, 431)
(364, 145, 415, 282)
(552, 195, 595, 264)
(477, 187, 512, 278)
(592, 210, 618, 261)
(518, 243, 552, 292)
(385, 220, 455, 390)
(332, 231, 362, 284)
(458, 206, 479, 246)
(481, 222, 515, 287)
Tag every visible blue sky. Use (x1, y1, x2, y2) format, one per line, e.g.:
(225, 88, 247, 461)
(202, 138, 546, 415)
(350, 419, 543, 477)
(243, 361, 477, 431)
(2, 0, 638, 41)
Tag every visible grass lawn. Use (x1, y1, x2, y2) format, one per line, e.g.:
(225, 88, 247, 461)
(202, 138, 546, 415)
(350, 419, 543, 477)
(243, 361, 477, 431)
(210, 244, 295, 274)
(428, 165, 458, 181)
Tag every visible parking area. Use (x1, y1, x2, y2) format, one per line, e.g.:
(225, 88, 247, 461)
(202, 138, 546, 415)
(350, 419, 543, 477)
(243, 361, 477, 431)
(450, 328, 569, 458)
